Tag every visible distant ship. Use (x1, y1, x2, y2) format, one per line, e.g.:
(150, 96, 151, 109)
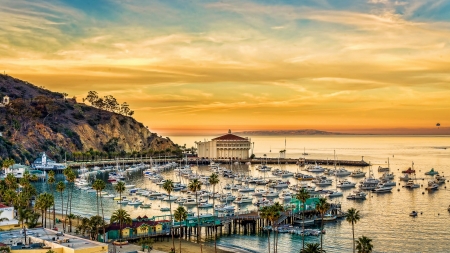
(32, 153, 66, 171)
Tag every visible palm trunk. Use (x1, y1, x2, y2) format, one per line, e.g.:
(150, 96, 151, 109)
(213, 184, 217, 253)
(352, 222, 355, 253)
(100, 191, 106, 243)
(321, 215, 324, 251)
(169, 191, 175, 251)
(69, 183, 74, 232)
(119, 219, 123, 248)
(196, 191, 200, 243)
(60, 192, 65, 232)
(179, 224, 182, 253)
(267, 229, 271, 253)
(96, 190, 99, 216)
(302, 202, 306, 250)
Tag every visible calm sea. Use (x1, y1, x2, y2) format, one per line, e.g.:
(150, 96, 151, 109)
(35, 135, 450, 253)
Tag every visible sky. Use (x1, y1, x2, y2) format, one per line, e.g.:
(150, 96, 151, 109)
(1, 0, 449, 135)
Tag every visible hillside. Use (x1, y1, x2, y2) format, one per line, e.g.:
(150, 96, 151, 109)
(234, 129, 342, 136)
(0, 74, 179, 164)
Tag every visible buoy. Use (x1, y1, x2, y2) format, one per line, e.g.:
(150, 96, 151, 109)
(438, 213, 440, 215)
(422, 192, 425, 194)
(398, 189, 400, 191)
(421, 212, 423, 215)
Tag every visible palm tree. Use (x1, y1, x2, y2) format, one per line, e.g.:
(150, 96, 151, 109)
(174, 206, 188, 253)
(92, 180, 102, 216)
(56, 181, 66, 231)
(300, 243, 326, 253)
(209, 173, 219, 253)
(163, 179, 175, 251)
(93, 179, 107, 242)
(110, 209, 132, 247)
(296, 188, 310, 251)
(259, 205, 272, 253)
(114, 181, 126, 209)
(188, 179, 202, 243)
(47, 170, 56, 228)
(315, 197, 330, 251)
(65, 169, 76, 232)
(356, 236, 373, 253)
(346, 208, 361, 253)
(269, 203, 283, 253)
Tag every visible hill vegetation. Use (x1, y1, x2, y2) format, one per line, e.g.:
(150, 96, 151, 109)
(0, 74, 180, 164)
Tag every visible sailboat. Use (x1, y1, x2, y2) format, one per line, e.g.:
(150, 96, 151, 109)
(327, 150, 343, 198)
(378, 158, 390, 172)
(302, 147, 309, 156)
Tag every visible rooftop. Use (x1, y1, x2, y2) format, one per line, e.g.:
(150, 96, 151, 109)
(212, 133, 248, 141)
(0, 228, 107, 252)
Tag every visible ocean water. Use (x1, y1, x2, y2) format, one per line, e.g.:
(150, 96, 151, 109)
(35, 135, 450, 253)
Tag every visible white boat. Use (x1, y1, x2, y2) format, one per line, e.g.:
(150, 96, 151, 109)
(347, 190, 366, 200)
(334, 168, 351, 177)
(252, 189, 267, 197)
(102, 194, 116, 198)
(162, 195, 179, 202)
(359, 177, 380, 190)
(380, 180, 396, 187)
(269, 181, 290, 188)
(337, 180, 356, 189)
(399, 173, 412, 181)
(405, 180, 420, 189)
(219, 193, 236, 202)
(307, 164, 325, 173)
(350, 169, 366, 178)
(279, 190, 292, 200)
(434, 175, 446, 184)
(379, 172, 395, 181)
(262, 190, 279, 198)
(372, 184, 393, 193)
(127, 198, 143, 206)
(233, 195, 253, 204)
(238, 186, 255, 192)
(425, 181, 439, 190)
(214, 204, 235, 212)
(198, 202, 213, 208)
(327, 190, 343, 198)
(125, 184, 136, 189)
(315, 179, 333, 186)
(183, 198, 199, 206)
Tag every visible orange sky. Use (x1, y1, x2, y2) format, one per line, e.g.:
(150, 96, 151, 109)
(1, 0, 449, 135)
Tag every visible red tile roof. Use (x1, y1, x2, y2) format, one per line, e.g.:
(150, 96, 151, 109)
(0, 204, 9, 208)
(212, 134, 247, 141)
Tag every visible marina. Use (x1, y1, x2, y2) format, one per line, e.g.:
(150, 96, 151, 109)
(23, 135, 450, 253)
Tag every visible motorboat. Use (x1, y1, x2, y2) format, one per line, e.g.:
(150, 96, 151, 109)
(125, 184, 136, 189)
(127, 198, 143, 206)
(262, 190, 279, 198)
(425, 168, 439, 176)
(162, 195, 179, 202)
(359, 177, 380, 190)
(214, 204, 235, 212)
(140, 203, 151, 209)
(293, 219, 316, 227)
(372, 184, 393, 193)
(402, 168, 415, 174)
(379, 172, 395, 181)
(350, 169, 366, 178)
(233, 195, 253, 204)
(198, 202, 213, 208)
(399, 173, 412, 181)
(315, 179, 333, 186)
(425, 181, 439, 190)
(337, 180, 356, 188)
(378, 166, 389, 172)
(117, 199, 130, 204)
(279, 190, 292, 200)
(238, 186, 255, 192)
(307, 164, 325, 173)
(160, 207, 171, 211)
(183, 198, 199, 206)
(252, 189, 267, 197)
(334, 168, 351, 177)
(219, 193, 236, 202)
(347, 190, 366, 200)
(254, 198, 273, 207)
(435, 175, 446, 184)
(380, 180, 397, 187)
(409, 211, 418, 217)
(327, 190, 343, 198)
(312, 176, 327, 184)
(102, 194, 115, 198)
(405, 180, 420, 189)
(295, 174, 314, 181)
(316, 213, 337, 222)
(268, 181, 290, 188)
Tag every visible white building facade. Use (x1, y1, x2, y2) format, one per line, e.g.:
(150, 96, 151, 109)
(196, 130, 251, 159)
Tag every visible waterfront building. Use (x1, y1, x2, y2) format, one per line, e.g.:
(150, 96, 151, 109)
(32, 153, 66, 171)
(106, 216, 169, 240)
(196, 130, 251, 159)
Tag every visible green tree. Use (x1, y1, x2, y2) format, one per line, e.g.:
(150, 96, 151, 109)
(88, 215, 104, 241)
(356, 236, 373, 253)
(47, 171, 56, 228)
(296, 188, 310, 251)
(300, 243, 326, 253)
(188, 179, 202, 243)
(346, 208, 361, 253)
(110, 209, 132, 247)
(315, 198, 330, 251)
(114, 181, 126, 209)
(174, 206, 188, 253)
(93, 179, 107, 242)
(209, 173, 220, 253)
(163, 179, 175, 251)
(56, 181, 66, 231)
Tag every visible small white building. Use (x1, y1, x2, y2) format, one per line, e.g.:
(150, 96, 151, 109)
(196, 130, 251, 159)
(0, 95, 10, 107)
(0, 204, 18, 228)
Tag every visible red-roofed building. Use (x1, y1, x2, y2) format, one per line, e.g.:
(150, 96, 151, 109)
(196, 130, 251, 159)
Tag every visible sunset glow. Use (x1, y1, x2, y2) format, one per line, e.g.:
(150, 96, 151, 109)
(1, 0, 449, 135)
